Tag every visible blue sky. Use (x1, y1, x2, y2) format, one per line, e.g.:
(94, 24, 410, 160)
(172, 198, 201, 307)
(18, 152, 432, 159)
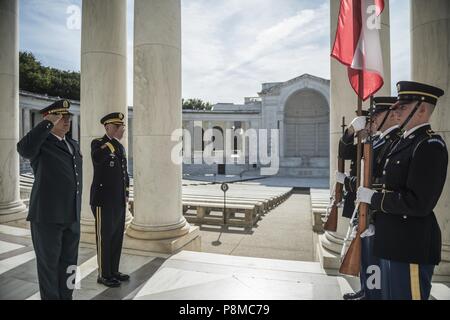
(19, 0, 411, 105)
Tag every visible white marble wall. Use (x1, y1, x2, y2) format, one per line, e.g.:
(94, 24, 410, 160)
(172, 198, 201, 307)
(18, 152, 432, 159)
(411, 0, 450, 277)
(0, 0, 27, 222)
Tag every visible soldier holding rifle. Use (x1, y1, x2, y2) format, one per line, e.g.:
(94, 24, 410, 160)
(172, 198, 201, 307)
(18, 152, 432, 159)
(357, 82, 448, 300)
(337, 97, 400, 300)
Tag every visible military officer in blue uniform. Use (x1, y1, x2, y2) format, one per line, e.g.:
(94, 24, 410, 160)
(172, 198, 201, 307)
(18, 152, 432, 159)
(17, 100, 82, 300)
(357, 81, 448, 300)
(338, 97, 401, 300)
(90, 112, 130, 287)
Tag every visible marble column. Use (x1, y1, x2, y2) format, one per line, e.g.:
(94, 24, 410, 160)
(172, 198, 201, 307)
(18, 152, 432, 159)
(224, 121, 233, 164)
(185, 120, 194, 164)
(22, 108, 31, 137)
(80, 0, 131, 238)
(0, 0, 27, 223)
(411, 0, 450, 279)
(279, 119, 285, 159)
(319, 0, 391, 269)
(126, 0, 200, 253)
(71, 114, 79, 141)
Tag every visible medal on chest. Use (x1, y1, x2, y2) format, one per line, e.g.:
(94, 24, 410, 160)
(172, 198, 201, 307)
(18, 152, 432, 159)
(110, 154, 116, 168)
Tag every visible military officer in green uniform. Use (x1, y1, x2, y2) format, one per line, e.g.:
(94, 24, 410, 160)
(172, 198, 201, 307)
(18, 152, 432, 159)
(357, 81, 448, 300)
(90, 113, 130, 287)
(17, 100, 82, 300)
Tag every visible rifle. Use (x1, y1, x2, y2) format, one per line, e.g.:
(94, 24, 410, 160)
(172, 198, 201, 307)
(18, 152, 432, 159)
(323, 117, 347, 232)
(339, 96, 374, 276)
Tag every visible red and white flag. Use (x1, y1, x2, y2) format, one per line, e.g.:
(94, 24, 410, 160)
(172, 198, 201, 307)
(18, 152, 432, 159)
(331, 0, 385, 101)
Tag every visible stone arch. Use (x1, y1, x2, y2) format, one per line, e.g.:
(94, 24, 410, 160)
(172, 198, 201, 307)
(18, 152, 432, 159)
(279, 76, 330, 111)
(212, 126, 224, 151)
(283, 88, 329, 158)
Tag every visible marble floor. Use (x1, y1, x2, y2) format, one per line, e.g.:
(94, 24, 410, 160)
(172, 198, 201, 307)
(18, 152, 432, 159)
(1, 224, 449, 300)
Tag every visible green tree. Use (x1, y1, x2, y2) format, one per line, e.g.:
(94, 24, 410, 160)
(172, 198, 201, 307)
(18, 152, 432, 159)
(182, 98, 212, 111)
(19, 51, 80, 100)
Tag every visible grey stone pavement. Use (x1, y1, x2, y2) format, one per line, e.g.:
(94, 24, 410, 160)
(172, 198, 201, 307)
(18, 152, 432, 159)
(197, 191, 315, 262)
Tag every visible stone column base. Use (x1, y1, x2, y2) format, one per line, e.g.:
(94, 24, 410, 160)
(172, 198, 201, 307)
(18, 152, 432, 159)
(126, 218, 190, 240)
(81, 224, 201, 255)
(434, 262, 450, 282)
(433, 244, 450, 282)
(0, 201, 28, 223)
(317, 233, 344, 270)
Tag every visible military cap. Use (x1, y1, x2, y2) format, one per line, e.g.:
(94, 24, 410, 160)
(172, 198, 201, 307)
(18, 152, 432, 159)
(40, 100, 72, 116)
(370, 96, 397, 115)
(100, 112, 125, 126)
(396, 81, 445, 106)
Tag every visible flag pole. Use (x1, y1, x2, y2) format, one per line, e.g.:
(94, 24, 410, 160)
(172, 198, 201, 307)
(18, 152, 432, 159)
(356, 91, 363, 188)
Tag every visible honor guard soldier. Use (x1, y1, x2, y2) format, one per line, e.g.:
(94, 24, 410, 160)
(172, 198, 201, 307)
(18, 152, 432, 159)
(17, 100, 82, 300)
(337, 110, 372, 221)
(336, 110, 371, 300)
(90, 112, 130, 287)
(357, 82, 448, 300)
(338, 97, 401, 300)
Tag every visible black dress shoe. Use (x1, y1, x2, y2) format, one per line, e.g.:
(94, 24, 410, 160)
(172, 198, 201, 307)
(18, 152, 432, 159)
(343, 290, 366, 300)
(113, 272, 130, 282)
(97, 276, 121, 287)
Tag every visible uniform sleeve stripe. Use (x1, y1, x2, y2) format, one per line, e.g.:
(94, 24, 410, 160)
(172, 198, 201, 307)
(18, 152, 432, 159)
(105, 142, 115, 153)
(410, 264, 421, 300)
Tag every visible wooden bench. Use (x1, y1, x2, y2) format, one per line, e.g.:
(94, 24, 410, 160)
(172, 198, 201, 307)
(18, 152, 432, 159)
(182, 195, 267, 214)
(182, 201, 259, 229)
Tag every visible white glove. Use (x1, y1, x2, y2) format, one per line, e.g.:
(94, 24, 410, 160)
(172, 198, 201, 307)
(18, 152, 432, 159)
(360, 224, 375, 238)
(356, 186, 376, 204)
(335, 171, 347, 184)
(350, 116, 367, 133)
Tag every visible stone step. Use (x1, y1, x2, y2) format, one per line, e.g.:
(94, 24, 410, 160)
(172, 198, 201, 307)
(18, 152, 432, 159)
(134, 250, 353, 300)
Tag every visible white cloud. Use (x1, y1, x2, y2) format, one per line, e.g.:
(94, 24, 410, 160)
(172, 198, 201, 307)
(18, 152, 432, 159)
(20, 0, 81, 71)
(181, 0, 330, 104)
(19, 0, 410, 105)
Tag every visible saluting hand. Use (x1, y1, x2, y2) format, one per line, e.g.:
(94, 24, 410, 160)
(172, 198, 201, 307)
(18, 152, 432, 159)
(44, 114, 63, 126)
